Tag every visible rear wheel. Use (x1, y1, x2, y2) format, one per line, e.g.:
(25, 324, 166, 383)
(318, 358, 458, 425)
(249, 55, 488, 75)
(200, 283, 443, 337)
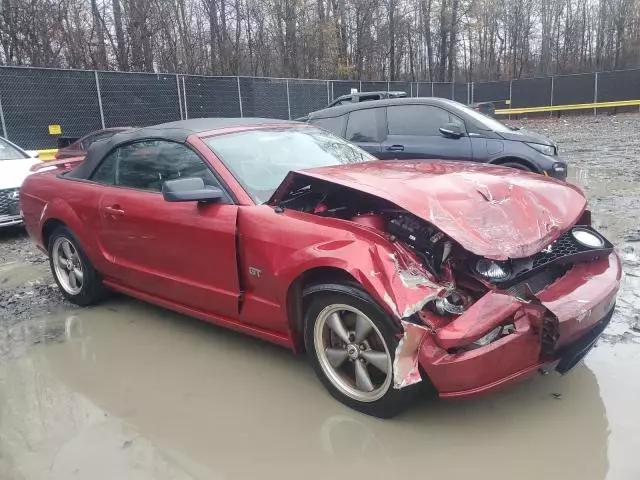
(48, 226, 107, 306)
(304, 284, 423, 418)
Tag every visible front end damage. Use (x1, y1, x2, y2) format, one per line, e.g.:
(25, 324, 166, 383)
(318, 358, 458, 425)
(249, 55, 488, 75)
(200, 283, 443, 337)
(385, 226, 620, 397)
(271, 169, 622, 398)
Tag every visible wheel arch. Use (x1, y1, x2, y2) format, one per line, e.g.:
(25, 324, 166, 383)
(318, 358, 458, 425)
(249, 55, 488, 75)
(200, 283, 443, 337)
(42, 218, 68, 249)
(488, 156, 541, 173)
(285, 266, 361, 352)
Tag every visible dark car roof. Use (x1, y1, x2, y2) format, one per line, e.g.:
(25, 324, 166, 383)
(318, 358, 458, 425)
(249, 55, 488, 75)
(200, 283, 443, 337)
(309, 97, 466, 119)
(332, 90, 406, 101)
(66, 117, 296, 180)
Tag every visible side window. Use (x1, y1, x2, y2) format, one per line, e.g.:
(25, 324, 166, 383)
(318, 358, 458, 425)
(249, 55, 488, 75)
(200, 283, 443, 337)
(448, 113, 466, 131)
(312, 116, 346, 136)
(90, 140, 223, 194)
(387, 105, 452, 136)
(345, 109, 379, 142)
(90, 150, 117, 185)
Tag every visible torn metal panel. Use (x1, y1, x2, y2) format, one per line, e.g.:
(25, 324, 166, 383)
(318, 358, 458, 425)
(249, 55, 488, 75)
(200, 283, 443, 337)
(435, 293, 524, 350)
(371, 243, 450, 320)
(393, 320, 431, 389)
(536, 253, 621, 347)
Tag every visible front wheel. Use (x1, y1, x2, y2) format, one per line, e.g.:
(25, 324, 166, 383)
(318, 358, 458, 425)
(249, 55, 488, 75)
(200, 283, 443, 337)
(501, 161, 533, 172)
(304, 284, 423, 418)
(48, 226, 107, 306)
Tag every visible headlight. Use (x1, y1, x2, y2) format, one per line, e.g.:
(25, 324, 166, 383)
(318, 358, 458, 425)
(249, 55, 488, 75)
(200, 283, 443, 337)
(475, 259, 511, 281)
(571, 227, 605, 249)
(526, 142, 556, 156)
(7, 189, 19, 201)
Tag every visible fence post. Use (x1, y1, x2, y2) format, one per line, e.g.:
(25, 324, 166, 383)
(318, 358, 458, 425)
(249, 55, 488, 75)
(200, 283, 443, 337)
(467, 83, 470, 104)
(471, 82, 475, 103)
(451, 82, 455, 100)
(237, 76, 243, 117)
(181, 76, 188, 119)
(359, 80, 362, 92)
(0, 95, 7, 139)
(593, 72, 598, 116)
(176, 74, 184, 120)
(326, 81, 330, 104)
(550, 76, 554, 118)
(387, 81, 390, 92)
(286, 79, 292, 120)
(431, 82, 434, 97)
(509, 80, 513, 120)
(94, 71, 105, 129)
(416, 82, 420, 97)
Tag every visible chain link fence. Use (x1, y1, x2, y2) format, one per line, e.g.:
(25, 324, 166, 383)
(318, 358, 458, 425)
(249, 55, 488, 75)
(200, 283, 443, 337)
(1, 66, 639, 148)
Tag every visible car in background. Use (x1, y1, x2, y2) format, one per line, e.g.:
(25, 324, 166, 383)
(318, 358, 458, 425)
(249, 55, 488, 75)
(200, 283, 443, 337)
(471, 101, 496, 116)
(55, 127, 131, 159)
(295, 91, 407, 122)
(327, 90, 407, 108)
(306, 97, 567, 179)
(20, 118, 619, 417)
(0, 136, 41, 228)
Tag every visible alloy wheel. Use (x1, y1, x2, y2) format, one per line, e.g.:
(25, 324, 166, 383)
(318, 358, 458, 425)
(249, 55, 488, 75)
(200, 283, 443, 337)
(52, 237, 84, 295)
(314, 304, 392, 402)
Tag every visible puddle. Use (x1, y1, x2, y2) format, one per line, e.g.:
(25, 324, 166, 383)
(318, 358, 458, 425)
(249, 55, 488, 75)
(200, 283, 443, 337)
(0, 261, 48, 289)
(1, 298, 639, 480)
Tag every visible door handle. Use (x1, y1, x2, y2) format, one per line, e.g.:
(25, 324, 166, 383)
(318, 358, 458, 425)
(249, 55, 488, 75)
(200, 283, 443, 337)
(103, 205, 125, 216)
(386, 144, 405, 152)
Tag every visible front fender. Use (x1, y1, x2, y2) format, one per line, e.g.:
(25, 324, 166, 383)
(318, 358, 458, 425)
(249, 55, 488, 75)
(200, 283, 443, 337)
(277, 236, 451, 322)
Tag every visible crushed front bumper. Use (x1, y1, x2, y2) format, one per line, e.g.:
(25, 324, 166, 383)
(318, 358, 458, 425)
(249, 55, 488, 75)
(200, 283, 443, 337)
(413, 252, 621, 398)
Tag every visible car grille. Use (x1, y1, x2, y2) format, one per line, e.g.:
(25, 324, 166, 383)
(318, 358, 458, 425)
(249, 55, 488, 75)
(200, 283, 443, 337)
(0, 188, 20, 217)
(531, 232, 581, 268)
(494, 226, 613, 290)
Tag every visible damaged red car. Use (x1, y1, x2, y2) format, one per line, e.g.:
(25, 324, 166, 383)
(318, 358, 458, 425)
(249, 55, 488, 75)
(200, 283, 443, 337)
(20, 119, 621, 418)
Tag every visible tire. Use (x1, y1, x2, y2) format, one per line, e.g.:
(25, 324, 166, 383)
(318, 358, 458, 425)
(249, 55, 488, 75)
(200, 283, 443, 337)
(500, 161, 532, 172)
(303, 283, 426, 418)
(48, 226, 108, 306)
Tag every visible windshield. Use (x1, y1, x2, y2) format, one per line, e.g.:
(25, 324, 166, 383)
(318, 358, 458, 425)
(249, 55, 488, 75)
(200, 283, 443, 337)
(0, 138, 28, 160)
(461, 105, 512, 133)
(204, 126, 375, 203)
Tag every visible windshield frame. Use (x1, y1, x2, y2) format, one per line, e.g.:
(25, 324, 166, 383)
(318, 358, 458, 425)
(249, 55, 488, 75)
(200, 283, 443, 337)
(459, 104, 513, 133)
(201, 125, 376, 204)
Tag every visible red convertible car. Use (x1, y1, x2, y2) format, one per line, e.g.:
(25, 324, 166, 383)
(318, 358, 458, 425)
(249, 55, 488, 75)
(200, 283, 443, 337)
(20, 118, 621, 418)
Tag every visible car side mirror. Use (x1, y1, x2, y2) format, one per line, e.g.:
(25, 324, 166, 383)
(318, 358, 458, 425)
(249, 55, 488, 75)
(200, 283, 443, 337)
(162, 177, 224, 203)
(439, 123, 464, 139)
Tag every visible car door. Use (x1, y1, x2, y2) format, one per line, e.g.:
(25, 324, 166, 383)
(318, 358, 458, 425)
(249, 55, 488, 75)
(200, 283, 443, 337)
(90, 139, 240, 319)
(344, 108, 383, 155)
(379, 104, 472, 160)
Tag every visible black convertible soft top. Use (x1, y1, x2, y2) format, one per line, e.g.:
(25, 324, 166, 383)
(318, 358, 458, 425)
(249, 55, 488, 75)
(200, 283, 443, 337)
(66, 117, 296, 180)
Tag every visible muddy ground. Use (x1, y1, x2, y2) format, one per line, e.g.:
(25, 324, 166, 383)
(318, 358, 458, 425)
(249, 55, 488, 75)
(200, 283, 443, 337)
(1, 114, 639, 480)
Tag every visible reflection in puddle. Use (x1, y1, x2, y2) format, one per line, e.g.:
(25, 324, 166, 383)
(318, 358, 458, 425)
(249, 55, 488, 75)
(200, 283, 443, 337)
(1, 298, 638, 479)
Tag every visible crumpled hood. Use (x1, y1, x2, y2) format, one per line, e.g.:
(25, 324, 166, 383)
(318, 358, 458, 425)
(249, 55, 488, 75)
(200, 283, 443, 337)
(276, 160, 586, 260)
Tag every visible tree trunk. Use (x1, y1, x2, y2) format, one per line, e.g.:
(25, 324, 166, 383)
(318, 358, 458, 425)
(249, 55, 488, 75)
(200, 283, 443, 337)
(112, 0, 128, 70)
